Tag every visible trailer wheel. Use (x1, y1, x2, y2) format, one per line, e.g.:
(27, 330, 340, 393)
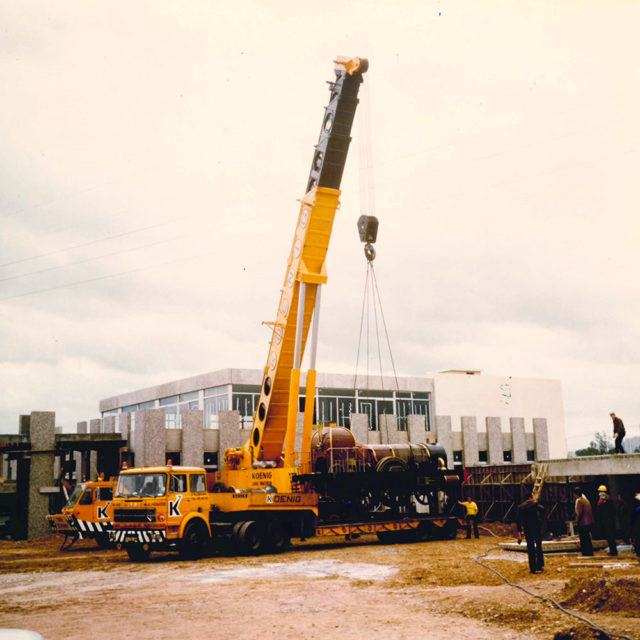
(239, 520, 264, 555)
(266, 519, 290, 554)
(180, 520, 209, 560)
(126, 544, 151, 562)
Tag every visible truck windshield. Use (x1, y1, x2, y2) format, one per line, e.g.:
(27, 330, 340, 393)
(64, 484, 85, 510)
(116, 473, 167, 498)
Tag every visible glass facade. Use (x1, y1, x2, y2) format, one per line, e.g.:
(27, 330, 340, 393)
(102, 382, 432, 432)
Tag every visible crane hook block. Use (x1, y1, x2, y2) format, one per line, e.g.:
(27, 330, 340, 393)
(358, 215, 378, 244)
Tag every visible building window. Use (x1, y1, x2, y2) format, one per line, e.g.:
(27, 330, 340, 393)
(166, 452, 181, 465)
(358, 400, 377, 431)
(138, 400, 156, 409)
(526, 449, 535, 461)
(204, 452, 218, 468)
(205, 394, 229, 429)
(503, 450, 512, 462)
(453, 450, 463, 464)
(478, 450, 488, 463)
(337, 397, 354, 428)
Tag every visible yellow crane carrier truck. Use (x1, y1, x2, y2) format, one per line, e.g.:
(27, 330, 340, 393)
(110, 56, 461, 561)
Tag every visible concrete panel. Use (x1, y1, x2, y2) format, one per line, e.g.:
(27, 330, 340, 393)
(76, 421, 87, 434)
(510, 417, 526, 463)
(134, 409, 167, 467)
(350, 413, 368, 446)
(182, 409, 204, 467)
(435, 415, 453, 465)
(533, 418, 550, 460)
(367, 430, 382, 445)
(407, 414, 426, 444)
(118, 414, 131, 444)
(486, 417, 503, 464)
(19, 415, 30, 436)
(218, 410, 241, 456)
(103, 416, 116, 434)
(89, 451, 98, 481)
(89, 419, 101, 434)
(379, 415, 404, 445)
(73, 451, 83, 481)
(461, 416, 479, 465)
(28, 411, 55, 539)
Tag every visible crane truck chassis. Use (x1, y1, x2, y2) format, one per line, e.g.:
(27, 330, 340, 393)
(110, 56, 461, 561)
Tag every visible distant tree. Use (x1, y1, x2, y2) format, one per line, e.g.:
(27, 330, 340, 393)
(575, 431, 614, 456)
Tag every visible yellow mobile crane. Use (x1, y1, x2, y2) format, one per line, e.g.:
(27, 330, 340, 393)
(111, 57, 460, 560)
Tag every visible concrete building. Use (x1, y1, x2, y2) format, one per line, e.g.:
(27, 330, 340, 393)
(98, 367, 566, 469)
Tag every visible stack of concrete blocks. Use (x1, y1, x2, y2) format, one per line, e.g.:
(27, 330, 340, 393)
(133, 409, 166, 467)
(27, 411, 55, 539)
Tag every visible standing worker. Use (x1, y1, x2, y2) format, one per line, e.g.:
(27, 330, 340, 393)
(573, 486, 594, 556)
(458, 496, 480, 539)
(610, 412, 626, 454)
(596, 485, 618, 556)
(516, 489, 546, 574)
(630, 493, 640, 557)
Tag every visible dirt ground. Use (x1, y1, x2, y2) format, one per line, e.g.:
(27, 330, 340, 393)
(1, 525, 639, 640)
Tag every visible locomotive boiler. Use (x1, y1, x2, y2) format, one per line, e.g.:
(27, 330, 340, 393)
(295, 426, 460, 523)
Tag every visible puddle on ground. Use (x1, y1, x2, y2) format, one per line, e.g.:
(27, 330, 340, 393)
(190, 560, 397, 583)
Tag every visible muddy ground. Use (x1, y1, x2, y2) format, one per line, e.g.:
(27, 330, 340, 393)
(0, 526, 639, 640)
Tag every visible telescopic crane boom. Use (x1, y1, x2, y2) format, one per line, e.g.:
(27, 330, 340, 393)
(224, 56, 368, 472)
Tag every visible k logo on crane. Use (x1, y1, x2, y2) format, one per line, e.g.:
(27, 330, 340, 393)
(97, 502, 110, 520)
(169, 495, 182, 517)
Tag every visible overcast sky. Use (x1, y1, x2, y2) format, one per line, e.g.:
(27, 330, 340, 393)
(1, 1, 639, 451)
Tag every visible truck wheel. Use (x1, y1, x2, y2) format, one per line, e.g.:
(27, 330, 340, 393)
(126, 544, 151, 562)
(266, 519, 290, 554)
(95, 533, 111, 549)
(239, 520, 264, 555)
(180, 520, 209, 560)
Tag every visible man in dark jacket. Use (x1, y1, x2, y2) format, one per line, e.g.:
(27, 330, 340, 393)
(596, 485, 618, 556)
(517, 490, 545, 573)
(610, 412, 626, 453)
(573, 486, 594, 556)
(631, 494, 640, 557)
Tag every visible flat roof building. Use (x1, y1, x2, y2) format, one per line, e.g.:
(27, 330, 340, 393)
(98, 367, 566, 469)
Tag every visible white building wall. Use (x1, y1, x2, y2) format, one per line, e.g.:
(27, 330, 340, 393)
(432, 372, 567, 458)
